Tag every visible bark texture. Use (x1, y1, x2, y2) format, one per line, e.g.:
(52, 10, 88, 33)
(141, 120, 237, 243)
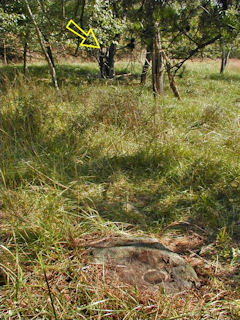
(220, 47, 230, 73)
(99, 44, 116, 79)
(3, 39, 7, 64)
(141, 44, 152, 85)
(152, 22, 164, 96)
(43, 36, 55, 68)
(163, 52, 181, 100)
(74, 0, 86, 56)
(107, 43, 116, 78)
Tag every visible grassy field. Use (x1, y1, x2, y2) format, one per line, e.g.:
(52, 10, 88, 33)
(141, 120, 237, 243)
(1, 59, 240, 319)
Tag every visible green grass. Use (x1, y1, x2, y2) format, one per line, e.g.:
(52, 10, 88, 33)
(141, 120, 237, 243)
(1, 59, 240, 319)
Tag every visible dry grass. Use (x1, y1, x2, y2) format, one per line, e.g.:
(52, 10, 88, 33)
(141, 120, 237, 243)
(1, 59, 240, 319)
(229, 59, 240, 73)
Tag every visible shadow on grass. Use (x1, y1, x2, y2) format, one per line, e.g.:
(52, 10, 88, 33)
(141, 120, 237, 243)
(1, 63, 140, 88)
(208, 72, 240, 82)
(2, 64, 240, 238)
(3, 100, 239, 235)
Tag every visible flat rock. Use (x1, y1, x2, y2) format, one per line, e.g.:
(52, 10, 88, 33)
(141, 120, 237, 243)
(88, 237, 200, 293)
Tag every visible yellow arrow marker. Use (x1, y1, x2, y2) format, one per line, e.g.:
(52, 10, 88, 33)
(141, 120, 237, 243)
(66, 19, 100, 49)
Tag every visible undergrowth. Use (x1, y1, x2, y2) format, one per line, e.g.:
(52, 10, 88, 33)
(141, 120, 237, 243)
(1, 60, 240, 319)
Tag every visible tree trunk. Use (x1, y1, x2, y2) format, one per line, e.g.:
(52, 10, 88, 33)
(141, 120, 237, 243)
(107, 43, 116, 78)
(152, 22, 164, 96)
(46, 44, 55, 68)
(43, 36, 55, 68)
(37, 0, 56, 68)
(99, 44, 116, 79)
(99, 49, 107, 78)
(141, 44, 152, 85)
(3, 39, 7, 64)
(75, 38, 81, 56)
(62, 0, 65, 19)
(24, 0, 60, 91)
(75, 0, 86, 56)
(23, 42, 28, 74)
(220, 47, 230, 73)
(163, 52, 181, 100)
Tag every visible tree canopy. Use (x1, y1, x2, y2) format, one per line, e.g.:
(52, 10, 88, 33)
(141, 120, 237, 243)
(1, 0, 239, 92)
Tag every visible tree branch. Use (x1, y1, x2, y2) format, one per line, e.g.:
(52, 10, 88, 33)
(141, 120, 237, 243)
(173, 34, 222, 74)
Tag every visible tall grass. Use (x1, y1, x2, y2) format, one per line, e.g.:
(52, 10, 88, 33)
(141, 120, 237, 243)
(1, 60, 240, 319)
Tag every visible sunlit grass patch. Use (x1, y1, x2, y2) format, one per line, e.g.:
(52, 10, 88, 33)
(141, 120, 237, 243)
(1, 59, 240, 319)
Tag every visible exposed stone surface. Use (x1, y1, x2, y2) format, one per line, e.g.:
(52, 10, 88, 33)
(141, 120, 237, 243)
(88, 237, 200, 293)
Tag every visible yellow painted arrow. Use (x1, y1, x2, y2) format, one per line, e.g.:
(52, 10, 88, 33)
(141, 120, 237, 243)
(66, 19, 100, 49)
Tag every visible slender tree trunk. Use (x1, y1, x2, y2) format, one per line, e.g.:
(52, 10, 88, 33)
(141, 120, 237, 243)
(75, 38, 81, 56)
(220, 47, 230, 73)
(43, 36, 55, 68)
(24, 0, 59, 91)
(37, 0, 56, 68)
(23, 42, 28, 74)
(62, 0, 65, 19)
(46, 44, 55, 68)
(141, 44, 152, 84)
(163, 52, 181, 100)
(3, 39, 7, 64)
(142, 1, 154, 85)
(75, 0, 86, 56)
(152, 22, 164, 96)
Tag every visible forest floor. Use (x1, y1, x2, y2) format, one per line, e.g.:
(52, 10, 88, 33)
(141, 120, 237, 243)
(1, 59, 240, 319)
